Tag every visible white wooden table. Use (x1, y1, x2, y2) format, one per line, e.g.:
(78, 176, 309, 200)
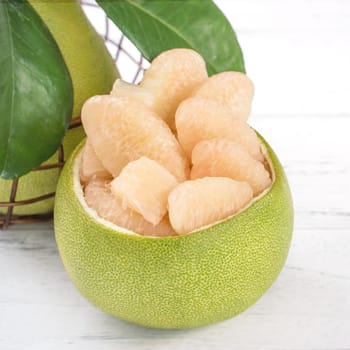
(1, 1, 350, 349)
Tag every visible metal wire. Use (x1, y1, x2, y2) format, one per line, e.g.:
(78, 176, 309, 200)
(0, 2, 146, 229)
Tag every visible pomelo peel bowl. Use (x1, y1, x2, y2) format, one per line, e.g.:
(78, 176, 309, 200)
(54, 49, 293, 329)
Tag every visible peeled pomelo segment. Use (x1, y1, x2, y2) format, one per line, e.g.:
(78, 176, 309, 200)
(140, 48, 208, 129)
(110, 79, 156, 110)
(81, 95, 189, 181)
(79, 139, 111, 185)
(110, 157, 178, 226)
(192, 71, 254, 121)
(84, 179, 176, 237)
(175, 97, 263, 161)
(168, 177, 253, 235)
(191, 139, 271, 196)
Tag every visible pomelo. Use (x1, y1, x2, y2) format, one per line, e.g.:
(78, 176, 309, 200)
(110, 157, 178, 226)
(192, 71, 254, 121)
(54, 136, 293, 329)
(175, 97, 262, 161)
(84, 178, 176, 237)
(140, 48, 208, 129)
(191, 138, 271, 195)
(111, 79, 156, 110)
(81, 95, 189, 181)
(79, 139, 112, 185)
(168, 177, 253, 235)
(0, 0, 118, 216)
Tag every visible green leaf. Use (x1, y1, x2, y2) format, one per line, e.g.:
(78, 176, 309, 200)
(96, 0, 245, 75)
(0, 0, 73, 180)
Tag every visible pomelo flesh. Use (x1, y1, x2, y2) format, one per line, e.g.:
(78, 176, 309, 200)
(140, 48, 208, 129)
(79, 49, 265, 235)
(168, 177, 253, 235)
(192, 71, 254, 121)
(175, 97, 262, 160)
(110, 79, 155, 110)
(110, 157, 178, 226)
(79, 139, 111, 185)
(85, 179, 176, 237)
(191, 139, 271, 195)
(81, 95, 189, 182)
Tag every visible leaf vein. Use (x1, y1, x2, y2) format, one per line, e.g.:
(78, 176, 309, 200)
(1, 3, 16, 177)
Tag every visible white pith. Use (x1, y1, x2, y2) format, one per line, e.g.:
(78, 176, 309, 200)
(73, 143, 275, 237)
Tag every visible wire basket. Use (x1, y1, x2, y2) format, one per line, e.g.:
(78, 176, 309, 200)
(0, 1, 147, 229)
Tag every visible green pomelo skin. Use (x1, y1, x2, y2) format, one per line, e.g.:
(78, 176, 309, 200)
(54, 138, 293, 329)
(28, 0, 119, 120)
(0, 1, 118, 216)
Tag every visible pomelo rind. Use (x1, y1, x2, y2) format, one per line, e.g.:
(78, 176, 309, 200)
(54, 136, 293, 329)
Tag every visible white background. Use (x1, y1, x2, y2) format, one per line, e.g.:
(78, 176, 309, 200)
(1, 1, 349, 349)
(218, 0, 350, 116)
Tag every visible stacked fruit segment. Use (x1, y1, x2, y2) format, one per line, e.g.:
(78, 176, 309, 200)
(192, 71, 254, 121)
(140, 48, 208, 129)
(191, 139, 271, 196)
(84, 180, 176, 236)
(79, 48, 272, 236)
(81, 95, 189, 181)
(110, 157, 178, 226)
(175, 97, 263, 161)
(168, 177, 253, 235)
(79, 139, 111, 184)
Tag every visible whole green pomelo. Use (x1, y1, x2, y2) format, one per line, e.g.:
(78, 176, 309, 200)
(0, 0, 118, 216)
(54, 138, 293, 329)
